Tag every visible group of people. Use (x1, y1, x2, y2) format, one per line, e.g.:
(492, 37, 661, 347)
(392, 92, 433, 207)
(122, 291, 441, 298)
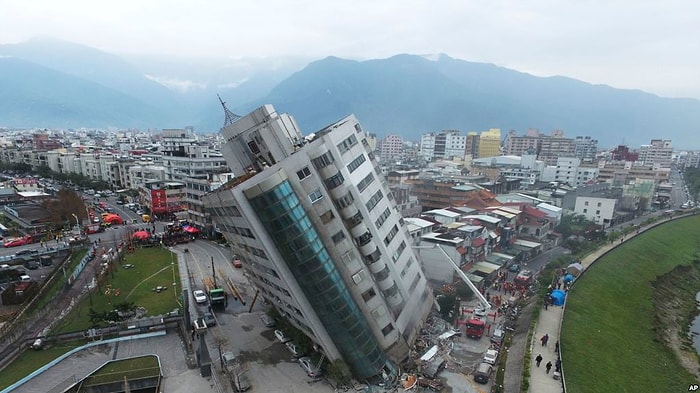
(535, 335, 562, 378)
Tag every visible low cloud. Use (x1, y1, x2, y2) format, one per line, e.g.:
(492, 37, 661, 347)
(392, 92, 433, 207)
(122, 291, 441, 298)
(145, 74, 206, 92)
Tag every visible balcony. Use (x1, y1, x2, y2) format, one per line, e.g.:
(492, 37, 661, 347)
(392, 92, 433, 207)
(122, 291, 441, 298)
(363, 247, 382, 265)
(344, 211, 363, 229)
(374, 265, 390, 282)
(355, 231, 373, 247)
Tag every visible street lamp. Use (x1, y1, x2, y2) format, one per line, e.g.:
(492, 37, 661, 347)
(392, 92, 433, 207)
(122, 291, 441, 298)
(71, 213, 80, 234)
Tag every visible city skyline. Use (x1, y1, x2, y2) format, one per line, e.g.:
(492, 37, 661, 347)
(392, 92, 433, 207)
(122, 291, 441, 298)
(1, 0, 699, 100)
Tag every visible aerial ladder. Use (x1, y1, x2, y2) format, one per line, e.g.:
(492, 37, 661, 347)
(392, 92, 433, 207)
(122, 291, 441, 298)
(415, 244, 492, 338)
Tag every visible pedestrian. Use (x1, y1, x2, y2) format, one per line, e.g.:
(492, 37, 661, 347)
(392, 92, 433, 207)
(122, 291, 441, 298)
(555, 359, 561, 373)
(545, 361, 552, 374)
(535, 353, 543, 367)
(544, 297, 548, 310)
(540, 334, 547, 346)
(554, 341, 559, 353)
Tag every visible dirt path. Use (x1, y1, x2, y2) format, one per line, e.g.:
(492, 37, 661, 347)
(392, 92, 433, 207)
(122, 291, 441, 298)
(125, 265, 173, 299)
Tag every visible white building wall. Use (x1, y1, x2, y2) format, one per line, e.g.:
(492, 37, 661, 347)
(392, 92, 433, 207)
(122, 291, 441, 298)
(573, 196, 616, 226)
(420, 133, 436, 160)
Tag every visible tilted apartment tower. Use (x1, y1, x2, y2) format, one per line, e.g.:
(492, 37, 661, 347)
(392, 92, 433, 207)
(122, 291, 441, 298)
(203, 105, 434, 380)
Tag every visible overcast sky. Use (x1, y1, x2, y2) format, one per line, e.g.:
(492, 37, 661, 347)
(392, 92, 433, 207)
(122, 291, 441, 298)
(2, 0, 699, 99)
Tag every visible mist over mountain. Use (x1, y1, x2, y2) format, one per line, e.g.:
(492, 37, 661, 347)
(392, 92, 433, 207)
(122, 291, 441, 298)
(249, 54, 700, 148)
(1, 39, 698, 149)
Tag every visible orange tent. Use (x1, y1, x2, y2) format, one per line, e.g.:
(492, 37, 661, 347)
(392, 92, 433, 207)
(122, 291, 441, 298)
(103, 214, 124, 225)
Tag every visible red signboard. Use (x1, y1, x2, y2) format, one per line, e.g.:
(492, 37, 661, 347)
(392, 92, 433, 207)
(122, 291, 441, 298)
(150, 189, 167, 214)
(13, 178, 38, 185)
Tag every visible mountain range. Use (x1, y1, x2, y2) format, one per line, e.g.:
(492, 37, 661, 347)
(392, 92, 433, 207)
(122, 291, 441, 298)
(1, 37, 699, 149)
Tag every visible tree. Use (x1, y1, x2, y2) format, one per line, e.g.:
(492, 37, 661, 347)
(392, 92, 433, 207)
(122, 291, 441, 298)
(325, 359, 352, 387)
(42, 188, 88, 227)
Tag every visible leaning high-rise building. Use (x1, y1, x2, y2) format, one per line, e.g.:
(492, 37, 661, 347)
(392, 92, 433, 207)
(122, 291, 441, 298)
(203, 104, 434, 381)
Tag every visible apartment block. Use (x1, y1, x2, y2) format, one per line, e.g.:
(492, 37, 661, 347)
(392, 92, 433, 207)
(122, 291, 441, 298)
(203, 105, 433, 381)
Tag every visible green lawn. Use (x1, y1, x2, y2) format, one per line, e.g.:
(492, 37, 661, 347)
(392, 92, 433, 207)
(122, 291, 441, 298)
(562, 215, 700, 392)
(0, 341, 81, 390)
(56, 247, 181, 333)
(84, 355, 160, 386)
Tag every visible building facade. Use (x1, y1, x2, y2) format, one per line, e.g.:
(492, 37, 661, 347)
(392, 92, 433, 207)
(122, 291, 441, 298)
(203, 105, 433, 381)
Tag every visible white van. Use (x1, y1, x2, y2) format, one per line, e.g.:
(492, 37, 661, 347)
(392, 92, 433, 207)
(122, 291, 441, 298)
(19, 275, 31, 282)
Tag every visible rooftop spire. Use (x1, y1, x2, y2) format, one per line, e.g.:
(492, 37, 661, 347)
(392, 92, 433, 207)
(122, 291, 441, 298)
(218, 94, 242, 127)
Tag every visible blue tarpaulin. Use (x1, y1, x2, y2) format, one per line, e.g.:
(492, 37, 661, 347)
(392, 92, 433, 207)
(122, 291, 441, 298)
(564, 274, 575, 283)
(550, 289, 566, 306)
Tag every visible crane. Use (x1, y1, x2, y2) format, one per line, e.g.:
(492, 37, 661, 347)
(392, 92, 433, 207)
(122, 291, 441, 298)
(414, 244, 491, 315)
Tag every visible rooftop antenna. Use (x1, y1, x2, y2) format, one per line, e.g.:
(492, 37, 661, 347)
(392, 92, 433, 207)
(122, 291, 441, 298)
(218, 94, 242, 127)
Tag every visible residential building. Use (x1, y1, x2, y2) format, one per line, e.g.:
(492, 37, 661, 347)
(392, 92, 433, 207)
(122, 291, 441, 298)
(202, 104, 433, 381)
(638, 139, 672, 167)
(478, 128, 501, 158)
(377, 134, 403, 162)
(573, 136, 598, 163)
(406, 178, 484, 211)
(159, 129, 229, 229)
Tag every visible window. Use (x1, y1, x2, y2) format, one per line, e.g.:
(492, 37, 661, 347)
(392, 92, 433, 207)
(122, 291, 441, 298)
(354, 123, 363, 133)
(596, 210, 600, 215)
(331, 231, 346, 244)
(335, 191, 354, 209)
(311, 152, 334, 169)
(324, 172, 345, 190)
(381, 323, 395, 336)
(584, 201, 589, 206)
(251, 247, 268, 259)
(384, 224, 399, 245)
(238, 227, 255, 239)
(409, 273, 422, 292)
(320, 210, 335, 224)
(365, 190, 383, 212)
(352, 270, 367, 284)
(347, 154, 366, 173)
(583, 208, 588, 213)
(309, 189, 324, 203)
(362, 288, 376, 301)
(337, 134, 358, 154)
(225, 205, 242, 217)
(597, 202, 602, 207)
(357, 173, 375, 192)
(296, 166, 312, 180)
(392, 241, 406, 262)
(375, 207, 391, 229)
(400, 257, 414, 278)
(247, 141, 260, 154)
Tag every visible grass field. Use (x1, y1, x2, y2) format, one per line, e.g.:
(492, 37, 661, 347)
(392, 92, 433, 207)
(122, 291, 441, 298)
(562, 215, 700, 392)
(56, 247, 181, 333)
(84, 355, 160, 386)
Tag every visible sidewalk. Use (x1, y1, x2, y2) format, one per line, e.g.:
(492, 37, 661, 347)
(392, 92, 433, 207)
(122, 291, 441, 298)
(526, 213, 684, 393)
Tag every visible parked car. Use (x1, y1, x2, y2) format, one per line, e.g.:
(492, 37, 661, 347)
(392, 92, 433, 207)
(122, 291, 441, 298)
(507, 263, 521, 273)
(490, 326, 505, 344)
(483, 349, 498, 365)
(203, 311, 216, 327)
(193, 290, 207, 304)
(298, 356, 322, 378)
(260, 314, 276, 328)
(231, 371, 251, 392)
(274, 329, 291, 343)
(232, 258, 243, 268)
(285, 342, 305, 358)
(15, 248, 38, 256)
(474, 362, 493, 384)
(4, 235, 32, 248)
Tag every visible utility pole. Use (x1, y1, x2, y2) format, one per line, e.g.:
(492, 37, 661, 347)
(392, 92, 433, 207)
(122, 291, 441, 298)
(211, 256, 216, 287)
